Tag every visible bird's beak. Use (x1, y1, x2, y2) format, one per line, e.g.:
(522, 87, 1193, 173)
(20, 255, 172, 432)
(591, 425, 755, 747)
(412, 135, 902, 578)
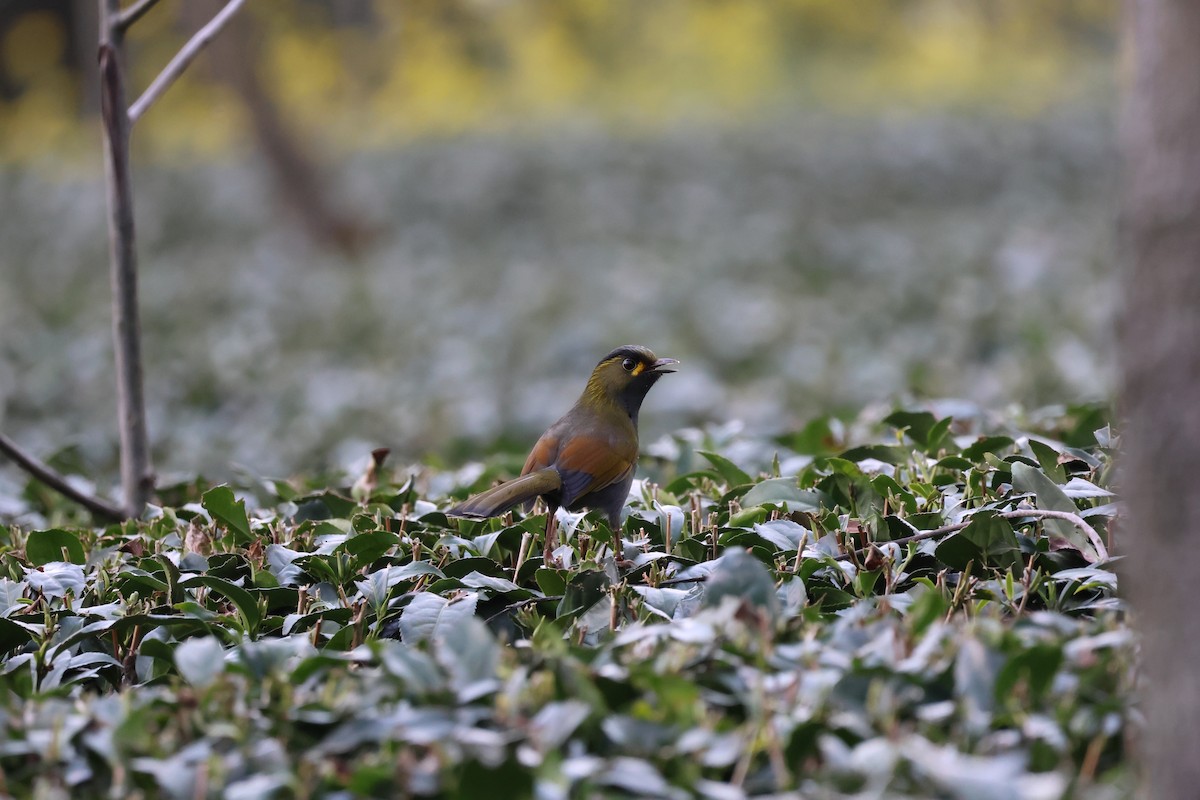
(649, 357, 679, 374)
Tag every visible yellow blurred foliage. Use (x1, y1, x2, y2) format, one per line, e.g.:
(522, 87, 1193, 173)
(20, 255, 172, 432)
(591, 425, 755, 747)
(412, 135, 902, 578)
(3, 12, 66, 80)
(500, 10, 591, 122)
(0, 0, 1115, 164)
(371, 17, 493, 138)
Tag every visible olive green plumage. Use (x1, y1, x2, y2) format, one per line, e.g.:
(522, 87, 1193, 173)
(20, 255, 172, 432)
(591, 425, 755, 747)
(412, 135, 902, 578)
(448, 345, 678, 530)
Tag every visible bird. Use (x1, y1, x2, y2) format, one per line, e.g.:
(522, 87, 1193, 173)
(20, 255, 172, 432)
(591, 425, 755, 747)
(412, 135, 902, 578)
(447, 345, 678, 562)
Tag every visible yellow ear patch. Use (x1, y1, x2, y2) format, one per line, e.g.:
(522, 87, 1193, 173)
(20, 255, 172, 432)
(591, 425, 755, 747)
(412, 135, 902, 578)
(631, 362, 645, 376)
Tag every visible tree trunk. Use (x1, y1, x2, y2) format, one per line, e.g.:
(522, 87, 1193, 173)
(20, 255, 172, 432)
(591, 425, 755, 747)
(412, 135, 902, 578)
(191, 2, 370, 256)
(1119, 0, 1200, 795)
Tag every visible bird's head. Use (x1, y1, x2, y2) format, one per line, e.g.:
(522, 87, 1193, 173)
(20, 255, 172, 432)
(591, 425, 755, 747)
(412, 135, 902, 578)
(583, 345, 678, 421)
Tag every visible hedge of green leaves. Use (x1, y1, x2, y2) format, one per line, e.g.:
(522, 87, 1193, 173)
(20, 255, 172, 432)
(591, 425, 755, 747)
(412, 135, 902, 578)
(0, 407, 1130, 798)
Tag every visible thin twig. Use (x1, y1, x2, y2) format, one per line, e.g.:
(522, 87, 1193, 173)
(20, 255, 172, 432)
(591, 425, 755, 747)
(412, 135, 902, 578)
(516, 531, 532, 571)
(657, 575, 706, 588)
(485, 595, 561, 623)
(0, 432, 125, 521)
(127, 0, 248, 124)
(115, 0, 162, 31)
(833, 508, 1108, 562)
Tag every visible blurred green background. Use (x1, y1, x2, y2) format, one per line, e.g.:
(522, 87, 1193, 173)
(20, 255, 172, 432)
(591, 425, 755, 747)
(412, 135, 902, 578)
(0, 0, 1116, 496)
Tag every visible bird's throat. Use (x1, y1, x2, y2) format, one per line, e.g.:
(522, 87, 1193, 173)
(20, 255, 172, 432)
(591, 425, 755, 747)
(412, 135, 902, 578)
(583, 375, 661, 426)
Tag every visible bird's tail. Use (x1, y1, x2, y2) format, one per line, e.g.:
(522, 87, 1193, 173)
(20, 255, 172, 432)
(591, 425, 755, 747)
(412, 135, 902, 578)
(447, 467, 561, 520)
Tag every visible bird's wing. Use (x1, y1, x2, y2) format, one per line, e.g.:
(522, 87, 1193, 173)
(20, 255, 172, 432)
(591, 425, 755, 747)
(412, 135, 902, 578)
(551, 433, 637, 507)
(522, 430, 561, 475)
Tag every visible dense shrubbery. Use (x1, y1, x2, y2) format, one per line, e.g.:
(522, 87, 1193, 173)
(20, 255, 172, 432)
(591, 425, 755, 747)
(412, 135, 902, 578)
(0, 406, 1129, 797)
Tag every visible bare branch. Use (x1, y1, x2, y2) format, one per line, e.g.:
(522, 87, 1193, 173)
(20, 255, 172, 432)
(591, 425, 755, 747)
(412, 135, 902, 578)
(127, 0, 247, 125)
(0, 433, 125, 522)
(115, 0, 162, 31)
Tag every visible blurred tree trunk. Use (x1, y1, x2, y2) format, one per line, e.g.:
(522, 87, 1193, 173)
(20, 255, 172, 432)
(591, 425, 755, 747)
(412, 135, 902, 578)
(188, 2, 370, 256)
(1119, 0, 1200, 795)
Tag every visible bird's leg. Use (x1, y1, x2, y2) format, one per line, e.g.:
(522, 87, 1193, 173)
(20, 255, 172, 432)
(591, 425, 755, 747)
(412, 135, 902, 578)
(543, 510, 559, 564)
(608, 514, 633, 569)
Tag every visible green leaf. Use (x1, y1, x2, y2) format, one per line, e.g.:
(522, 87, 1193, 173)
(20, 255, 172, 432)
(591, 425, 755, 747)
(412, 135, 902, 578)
(400, 592, 479, 644)
(157, 554, 184, 604)
(1011, 462, 1097, 560)
(995, 643, 1063, 705)
(925, 415, 955, 452)
(25, 529, 86, 566)
(837, 444, 908, 465)
(905, 584, 949, 634)
(435, 616, 499, 690)
(443, 556, 509, 580)
(557, 570, 612, 619)
(821, 457, 863, 477)
(180, 575, 262, 636)
(291, 489, 358, 520)
(283, 607, 354, 636)
(703, 548, 779, 619)
(727, 505, 769, 527)
(0, 579, 24, 612)
(961, 436, 1015, 461)
(26, 562, 86, 597)
(175, 636, 226, 689)
(955, 638, 1000, 735)
(335, 531, 398, 567)
(777, 415, 842, 455)
(452, 757, 534, 800)
(0, 618, 34, 654)
(871, 475, 918, 514)
(355, 565, 421, 610)
(459, 571, 531, 597)
(235, 637, 308, 679)
(528, 700, 592, 751)
(599, 758, 674, 797)
(741, 478, 821, 510)
(201, 485, 254, 544)
(698, 451, 752, 487)
(138, 637, 177, 664)
(752, 520, 809, 551)
(935, 510, 1021, 571)
(472, 526, 523, 558)
(535, 568, 567, 596)
(883, 410, 947, 450)
(1028, 439, 1066, 483)
(934, 456, 973, 471)
(377, 642, 445, 692)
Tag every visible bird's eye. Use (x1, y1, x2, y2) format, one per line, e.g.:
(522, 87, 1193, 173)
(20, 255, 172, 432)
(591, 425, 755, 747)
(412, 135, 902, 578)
(621, 358, 636, 371)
